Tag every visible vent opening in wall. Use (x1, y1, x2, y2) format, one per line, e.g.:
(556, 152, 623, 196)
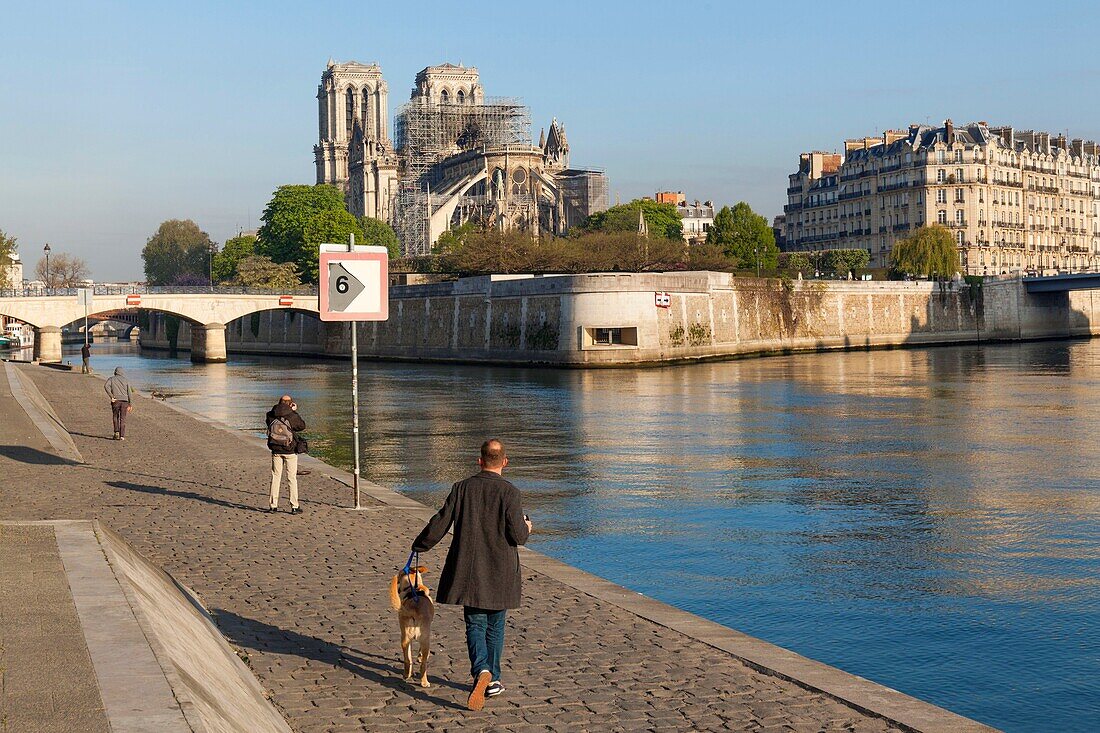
(582, 326, 638, 349)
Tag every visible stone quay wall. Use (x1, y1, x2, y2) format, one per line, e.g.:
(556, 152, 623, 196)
(140, 273, 1100, 366)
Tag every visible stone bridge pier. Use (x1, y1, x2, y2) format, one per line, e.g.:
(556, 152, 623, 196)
(32, 326, 62, 363)
(188, 323, 227, 363)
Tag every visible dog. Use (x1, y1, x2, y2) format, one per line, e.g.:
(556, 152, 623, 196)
(389, 565, 435, 687)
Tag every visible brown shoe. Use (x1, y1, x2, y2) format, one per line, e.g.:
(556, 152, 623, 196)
(467, 670, 491, 711)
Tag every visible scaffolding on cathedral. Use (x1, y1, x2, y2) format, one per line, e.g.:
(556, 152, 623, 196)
(393, 96, 532, 255)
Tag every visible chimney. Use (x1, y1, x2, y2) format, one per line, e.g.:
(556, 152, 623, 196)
(944, 118, 954, 143)
(845, 139, 864, 154)
(1071, 139, 1085, 157)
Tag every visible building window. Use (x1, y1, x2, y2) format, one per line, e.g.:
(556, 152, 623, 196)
(937, 169, 946, 183)
(938, 211, 947, 224)
(956, 189, 964, 203)
(937, 151, 946, 164)
(936, 189, 947, 204)
(956, 210, 965, 224)
(439, 89, 450, 104)
(345, 87, 355, 135)
(955, 150, 963, 162)
(585, 327, 639, 348)
(361, 88, 371, 128)
(957, 231, 965, 246)
(457, 89, 465, 105)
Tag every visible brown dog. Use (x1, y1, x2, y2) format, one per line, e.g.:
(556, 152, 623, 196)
(389, 565, 435, 687)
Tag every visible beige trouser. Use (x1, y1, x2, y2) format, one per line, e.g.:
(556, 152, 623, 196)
(270, 454, 299, 509)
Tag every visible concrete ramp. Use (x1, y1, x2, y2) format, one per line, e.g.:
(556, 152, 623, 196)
(1, 521, 291, 733)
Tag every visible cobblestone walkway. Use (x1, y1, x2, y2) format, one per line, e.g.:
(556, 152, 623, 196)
(2, 366, 905, 732)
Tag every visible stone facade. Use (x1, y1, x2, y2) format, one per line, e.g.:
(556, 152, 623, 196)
(783, 120, 1100, 276)
(138, 273, 1100, 366)
(314, 59, 399, 223)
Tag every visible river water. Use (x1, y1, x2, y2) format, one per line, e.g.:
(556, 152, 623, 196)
(67, 338, 1099, 732)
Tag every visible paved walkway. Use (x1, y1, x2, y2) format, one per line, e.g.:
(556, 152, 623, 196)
(0, 366, 926, 732)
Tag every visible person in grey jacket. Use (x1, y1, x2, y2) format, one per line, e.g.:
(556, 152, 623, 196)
(412, 438, 532, 710)
(103, 367, 133, 440)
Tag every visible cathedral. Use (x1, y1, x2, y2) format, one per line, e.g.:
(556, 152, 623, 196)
(314, 60, 608, 256)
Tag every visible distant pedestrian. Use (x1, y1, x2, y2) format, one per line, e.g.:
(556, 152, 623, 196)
(412, 439, 532, 710)
(266, 395, 306, 514)
(103, 367, 132, 440)
(81, 342, 91, 374)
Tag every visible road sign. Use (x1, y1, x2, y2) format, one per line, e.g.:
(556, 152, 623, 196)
(77, 288, 94, 307)
(126, 294, 141, 306)
(655, 291, 671, 308)
(318, 245, 388, 321)
(279, 295, 294, 307)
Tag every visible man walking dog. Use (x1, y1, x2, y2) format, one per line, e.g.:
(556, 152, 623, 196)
(265, 395, 306, 513)
(412, 438, 532, 711)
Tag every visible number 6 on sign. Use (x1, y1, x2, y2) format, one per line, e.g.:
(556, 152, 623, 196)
(318, 245, 389, 321)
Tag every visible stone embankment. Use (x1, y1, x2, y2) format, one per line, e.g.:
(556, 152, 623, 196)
(0, 364, 999, 732)
(141, 272, 1100, 367)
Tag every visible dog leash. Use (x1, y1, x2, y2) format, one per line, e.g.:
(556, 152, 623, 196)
(403, 551, 421, 599)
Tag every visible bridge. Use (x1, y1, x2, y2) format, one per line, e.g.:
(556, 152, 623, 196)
(0, 286, 319, 362)
(1022, 272, 1100, 294)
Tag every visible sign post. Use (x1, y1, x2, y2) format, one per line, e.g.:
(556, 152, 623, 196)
(318, 240, 389, 509)
(77, 288, 94, 346)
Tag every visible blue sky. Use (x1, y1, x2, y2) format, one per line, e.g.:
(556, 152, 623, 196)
(3, 0, 1100, 280)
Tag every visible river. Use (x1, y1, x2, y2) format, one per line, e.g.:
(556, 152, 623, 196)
(65, 338, 1099, 733)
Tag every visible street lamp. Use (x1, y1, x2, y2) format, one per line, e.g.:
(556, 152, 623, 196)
(754, 246, 761, 277)
(209, 242, 216, 291)
(43, 243, 51, 292)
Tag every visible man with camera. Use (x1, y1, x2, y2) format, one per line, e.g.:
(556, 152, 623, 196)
(265, 394, 307, 514)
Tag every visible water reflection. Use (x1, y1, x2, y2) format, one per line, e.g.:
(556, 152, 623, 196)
(72, 338, 1100, 733)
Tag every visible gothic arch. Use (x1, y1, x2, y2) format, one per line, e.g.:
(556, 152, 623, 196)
(439, 88, 450, 105)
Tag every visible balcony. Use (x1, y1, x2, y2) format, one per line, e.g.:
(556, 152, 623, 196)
(839, 191, 865, 201)
(945, 221, 968, 228)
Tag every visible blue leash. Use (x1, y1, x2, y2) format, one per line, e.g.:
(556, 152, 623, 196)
(403, 551, 421, 599)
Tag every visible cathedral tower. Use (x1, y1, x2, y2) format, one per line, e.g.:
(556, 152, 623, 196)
(314, 59, 389, 189)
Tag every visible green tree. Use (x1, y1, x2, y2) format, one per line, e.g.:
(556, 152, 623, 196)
(359, 217, 401, 259)
(142, 219, 214, 285)
(211, 234, 256, 284)
(235, 255, 302, 290)
(0, 229, 17, 288)
(579, 199, 683, 240)
(707, 202, 778, 271)
(891, 225, 960, 278)
(821, 249, 870, 277)
(256, 184, 357, 282)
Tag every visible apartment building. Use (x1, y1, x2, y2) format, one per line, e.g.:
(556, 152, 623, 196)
(782, 120, 1100, 275)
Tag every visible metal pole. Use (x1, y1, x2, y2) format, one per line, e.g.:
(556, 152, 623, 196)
(349, 233, 361, 509)
(84, 301, 88, 347)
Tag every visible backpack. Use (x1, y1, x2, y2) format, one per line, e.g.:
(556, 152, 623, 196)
(267, 416, 294, 448)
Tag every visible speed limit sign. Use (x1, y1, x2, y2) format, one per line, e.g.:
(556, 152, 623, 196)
(318, 244, 389, 321)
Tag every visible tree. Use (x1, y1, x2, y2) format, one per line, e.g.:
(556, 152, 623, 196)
(142, 219, 214, 285)
(256, 184, 357, 282)
(579, 199, 683, 240)
(212, 234, 256, 284)
(359, 217, 401, 259)
(891, 225, 960, 278)
(235, 255, 302, 290)
(821, 249, 870, 277)
(0, 229, 17, 288)
(707, 202, 778, 271)
(35, 252, 90, 287)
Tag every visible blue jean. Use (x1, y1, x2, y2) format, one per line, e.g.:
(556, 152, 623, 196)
(463, 607, 506, 681)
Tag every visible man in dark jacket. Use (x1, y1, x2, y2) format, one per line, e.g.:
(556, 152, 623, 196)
(103, 367, 132, 440)
(265, 395, 306, 514)
(412, 439, 532, 711)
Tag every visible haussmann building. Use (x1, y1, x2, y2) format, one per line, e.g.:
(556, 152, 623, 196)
(781, 120, 1100, 276)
